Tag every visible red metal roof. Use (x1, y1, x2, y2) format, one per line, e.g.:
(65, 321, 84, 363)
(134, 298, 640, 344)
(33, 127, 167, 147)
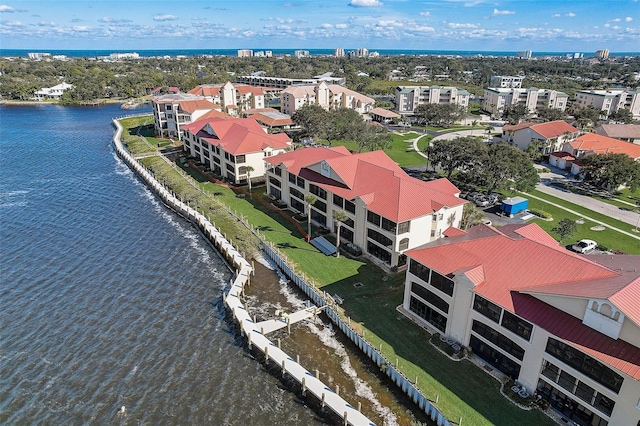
(512, 293, 640, 381)
(266, 147, 465, 222)
(568, 133, 640, 159)
(530, 121, 578, 139)
(182, 117, 291, 155)
(406, 223, 640, 378)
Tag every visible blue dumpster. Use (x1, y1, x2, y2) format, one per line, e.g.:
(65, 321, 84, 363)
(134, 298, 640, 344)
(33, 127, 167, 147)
(500, 196, 529, 216)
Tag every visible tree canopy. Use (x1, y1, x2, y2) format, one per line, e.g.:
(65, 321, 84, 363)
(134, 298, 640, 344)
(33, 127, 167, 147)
(426, 136, 486, 178)
(414, 103, 466, 127)
(580, 153, 640, 192)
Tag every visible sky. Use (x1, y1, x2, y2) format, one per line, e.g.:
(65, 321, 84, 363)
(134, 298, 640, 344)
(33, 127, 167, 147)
(1, 0, 639, 52)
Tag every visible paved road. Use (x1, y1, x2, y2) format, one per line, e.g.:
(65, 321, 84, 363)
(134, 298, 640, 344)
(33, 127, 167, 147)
(535, 165, 640, 228)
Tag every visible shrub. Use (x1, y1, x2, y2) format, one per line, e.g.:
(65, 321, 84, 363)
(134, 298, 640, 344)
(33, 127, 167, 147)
(529, 209, 552, 219)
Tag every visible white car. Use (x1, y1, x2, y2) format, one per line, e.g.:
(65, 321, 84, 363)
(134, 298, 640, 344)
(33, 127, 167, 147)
(572, 239, 597, 254)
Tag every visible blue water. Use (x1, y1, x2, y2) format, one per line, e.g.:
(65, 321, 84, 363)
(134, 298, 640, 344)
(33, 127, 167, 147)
(0, 104, 322, 424)
(2, 48, 637, 58)
(0, 104, 420, 425)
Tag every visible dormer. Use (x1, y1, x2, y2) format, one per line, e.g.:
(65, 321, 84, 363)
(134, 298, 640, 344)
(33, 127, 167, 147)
(583, 298, 624, 339)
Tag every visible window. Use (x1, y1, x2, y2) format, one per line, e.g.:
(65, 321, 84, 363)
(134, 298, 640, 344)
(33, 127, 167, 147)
(397, 221, 410, 234)
(381, 217, 397, 233)
(289, 172, 297, 184)
(594, 393, 615, 417)
(296, 176, 305, 189)
(469, 335, 521, 379)
(213, 156, 220, 164)
(399, 238, 409, 251)
(575, 381, 596, 405)
(472, 320, 524, 360)
(333, 194, 344, 208)
(310, 210, 326, 227)
(409, 296, 447, 332)
(226, 163, 235, 172)
(409, 260, 431, 283)
(411, 282, 449, 313)
(289, 187, 304, 201)
(545, 338, 623, 393)
(269, 187, 281, 200)
(367, 210, 381, 226)
(430, 271, 454, 296)
(541, 360, 559, 381)
(309, 184, 327, 200)
(273, 166, 282, 176)
(367, 228, 393, 248)
(269, 176, 281, 188)
(558, 370, 577, 393)
(473, 294, 502, 323)
(313, 199, 327, 213)
(290, 197, 304, 213)
(235, 154, 246, 163)
(238, 166, 247, 175)
(501, 311, 533, 341)
(345, 200, 356, 214)
(367, 241, 391, 265)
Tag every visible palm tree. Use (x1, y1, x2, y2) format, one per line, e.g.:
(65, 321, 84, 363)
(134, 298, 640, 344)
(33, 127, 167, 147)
(470, 119, 478, 136)
(460, 203, 485, 230)
(245, 166, 254, 199)
(332, 210, 348, 258)
(304, 193, 317, 243)
(485, 125, 494, 141)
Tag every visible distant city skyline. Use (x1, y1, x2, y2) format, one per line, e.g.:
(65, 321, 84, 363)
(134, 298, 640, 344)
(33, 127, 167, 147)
(1, 0, 639, 52)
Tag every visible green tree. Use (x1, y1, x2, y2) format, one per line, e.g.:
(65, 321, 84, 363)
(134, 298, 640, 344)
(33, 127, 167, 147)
(474, 142, 539, 193)
(607, 108, 634, 124)
(426, 137, 486, 178)
(580, 153, 640, 192)
(292, 104, 329, 141)
(526, 139, 548, 162)
(537, 105, 567, 122)
(571, 105, 601, 128)
(552, 218, 577, 244)
(304, 193, 317, 243)
(460, 203, 485, 230)
(503, 104, 528, 125)
(245, 166, 254, 199)
(332, 210, 348, 258)
(354, 124, 392, 152)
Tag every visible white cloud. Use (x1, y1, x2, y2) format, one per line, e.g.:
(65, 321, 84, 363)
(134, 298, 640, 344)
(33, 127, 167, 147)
(551, 13, 560, 18)
(448, 22, 479, 29)
(321, 23, 333, 28)
(73, 26, 91, 31)
(625, 17, 633, 22)
(493, 9, 515, 16)
(335, 23, 348, 29)
(153, 14, 178, 21)
(611, 18, 621, 22)
(565, 12, 576, 17)
(0, 4, 15, 12)
(420, 11, 430, 17)
(349, 0, 383, 7)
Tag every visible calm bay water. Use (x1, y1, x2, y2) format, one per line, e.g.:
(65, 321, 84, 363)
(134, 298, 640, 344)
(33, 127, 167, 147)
(0, 104, 324, 424)
(0, 104, 424, 425)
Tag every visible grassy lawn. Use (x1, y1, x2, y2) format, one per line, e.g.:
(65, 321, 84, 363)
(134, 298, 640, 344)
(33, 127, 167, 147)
(521, 190, 640, 254)
(328, 132, 427, 168)
(120, 119, 554, 426)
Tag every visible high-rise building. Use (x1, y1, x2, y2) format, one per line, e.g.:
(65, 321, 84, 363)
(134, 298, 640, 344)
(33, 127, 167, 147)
(237, 49, 253, 58)
(334, 48, 345, 57)
(516, 50, 532, 58)
(294, 50, 310, 58)
(595, 49, 610, 59)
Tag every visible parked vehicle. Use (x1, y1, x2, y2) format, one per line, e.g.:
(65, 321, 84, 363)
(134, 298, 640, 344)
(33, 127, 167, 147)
(475, 197, 490, 207)
(572, 239, 597, 254)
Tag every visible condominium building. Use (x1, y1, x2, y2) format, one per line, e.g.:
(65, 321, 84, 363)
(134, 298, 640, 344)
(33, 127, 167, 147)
(489, 75, 524, 88)
(151, 93, 219, 140)
(334, 48, 345, 57)
(402, 223, 640, 426)
(551, 133, 640, 175)
(236, 74, 346, 89)
(574, 89, 640, 120)
(181, 117, 291, 185)
(395, 86, 470, 115)
(188, 82, 265, 115)
(482, 87, 569, 116)
(516, 50, 532, 59)
(237, 49, 253, 58)
(264, 147, 466, 268)
(595, 49, 610, 59)
(280, 81, 375, 115)
(501, 120, 579, 154)
(294, 50, 310, 58)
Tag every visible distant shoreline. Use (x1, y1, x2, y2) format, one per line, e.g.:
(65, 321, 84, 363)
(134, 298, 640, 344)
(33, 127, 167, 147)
(0, 99, 124, 106)
(2, 48, 639, 59)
